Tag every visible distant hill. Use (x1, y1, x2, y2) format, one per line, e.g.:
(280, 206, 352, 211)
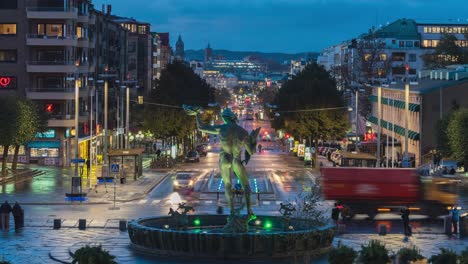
(185, 49, 318, 64)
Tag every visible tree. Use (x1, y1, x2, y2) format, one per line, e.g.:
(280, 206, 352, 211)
(214, 88, 231, 108)
(257, 86, 278, 105)
(447, 108, 468, 172)
(0, 97, 19, 176)
(143, 61, 214, 151)
(72, 245, 117, 264)
(423, 34, 466, 68)
(273, 63, 349, 143)
(11, 99, 48, 170)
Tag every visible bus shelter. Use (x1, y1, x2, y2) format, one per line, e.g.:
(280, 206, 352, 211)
(108, 148, 144, 181)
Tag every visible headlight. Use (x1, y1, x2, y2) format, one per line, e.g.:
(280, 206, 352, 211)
(174, 180, 179, 186)
(189, 180, 194, 186)
(207, 146, 211, 150)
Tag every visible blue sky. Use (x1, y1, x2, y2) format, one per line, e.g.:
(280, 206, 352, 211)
(93, 0, 468, 53)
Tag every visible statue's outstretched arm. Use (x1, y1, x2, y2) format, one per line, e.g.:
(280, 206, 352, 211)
(196, 115, 221, 135)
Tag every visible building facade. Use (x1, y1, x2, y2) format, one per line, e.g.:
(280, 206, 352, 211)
(175, 35, 184, 61)
(151, 32, 171, 81)
(368, 66, 468, 167)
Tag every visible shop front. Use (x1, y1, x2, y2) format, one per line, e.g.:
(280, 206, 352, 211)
(28, 141, 61, 166)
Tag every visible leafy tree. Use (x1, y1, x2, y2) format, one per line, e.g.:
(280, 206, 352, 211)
(328, 241, 357, 264)
(11, 99, 47, 170)
(358, 240, 390, 264)
(257, 86, 278, 105)
(214, 88, 231, 108)
(0, 97, 19, 176)
(423, 34, 465, 68)
(429, 248, 458, 264)
(143, 61, 214, 151)
(273, 63, 348, 142)
(447, 108, 468, 172)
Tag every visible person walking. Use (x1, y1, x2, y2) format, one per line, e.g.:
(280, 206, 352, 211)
(401, 206, 411, 237)
(11, 202, 23, 230)
(258, 143, 262, 153)
(0, 201, 12, 231)
(331, 203, 341, 226)
(451, 205, 460, 235)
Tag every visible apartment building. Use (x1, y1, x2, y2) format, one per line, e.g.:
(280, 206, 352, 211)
(318, 19, 468, 83)
(0, 0, 97, 166)
(151, 32, 171, 82)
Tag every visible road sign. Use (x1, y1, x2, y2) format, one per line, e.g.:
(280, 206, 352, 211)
(110, 164, 120, 173)
(71, 158, 86, 164)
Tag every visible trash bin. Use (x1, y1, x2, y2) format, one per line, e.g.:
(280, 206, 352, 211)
(120, 177, 126, 184)
(53, 219, 61, 230)
(119, 220, 127, 231)
(78, 219, 86, 230)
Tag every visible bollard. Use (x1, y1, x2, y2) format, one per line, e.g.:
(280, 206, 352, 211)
(119, 220, 127, 231)
(78, 219, 86, 230)
(378, 224, 387, 236)
(444, 215, 452, 235)
(53, 219, 61, 230)
(216, 206, 224, 214)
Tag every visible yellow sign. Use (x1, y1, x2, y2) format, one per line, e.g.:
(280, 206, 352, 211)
(293, 141, 299, 153)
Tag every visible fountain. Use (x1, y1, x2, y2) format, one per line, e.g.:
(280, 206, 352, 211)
(128, 107, 335, 261)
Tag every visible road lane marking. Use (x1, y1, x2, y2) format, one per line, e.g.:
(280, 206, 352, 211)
(276, 201, 283, 205)
(151, 200, 161, 204)
(205, 201, 213, 204)
(138, 199, 147, 204)
(263, 201, 271, 205)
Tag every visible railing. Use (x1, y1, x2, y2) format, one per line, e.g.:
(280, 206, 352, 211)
(26, 34, 77, 40)
(26, 7, 77, 12)
(28, 60, 75, 65)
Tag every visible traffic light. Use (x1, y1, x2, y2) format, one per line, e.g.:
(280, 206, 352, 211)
(264, 131, 268, 135)
(285, 134, 290, 139)
(45, 103, 54, 113)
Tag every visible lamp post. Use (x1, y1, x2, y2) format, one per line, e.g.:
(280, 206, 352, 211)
(403, 83, 410, 167)
(376, 86, 382, 167)
(74, 66, 80, 192)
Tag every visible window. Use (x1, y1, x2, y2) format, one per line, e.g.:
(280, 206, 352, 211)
(409, 54, 417, 62)
(414, 41, 420, 47)
(399, 41, 404, 48)
(364, 53, 372, 61)
(379, 53, 387, 61)
(0, 50, 17, 63)
(392, 39, 396, 44)
(391, 52, 405, 61)
(76, 26, 83, 38)
(138, 25, 147, 35)
(30, 148, 59, 158)
(0, 0, 17, 9)
(405, 41, 413, 47)
(37, 24, 64, 37)
(0, 24, 16, 35)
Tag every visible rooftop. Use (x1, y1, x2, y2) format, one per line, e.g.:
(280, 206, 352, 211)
(371, 18, 420, 40)
(375, 78, 468, 94)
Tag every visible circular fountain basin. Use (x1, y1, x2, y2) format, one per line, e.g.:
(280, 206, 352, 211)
(128, 215, 335, 261)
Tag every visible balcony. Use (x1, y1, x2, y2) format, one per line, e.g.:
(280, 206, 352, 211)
(77, 13, 89, 23)
(26, 7, 78, 20)
(27, 61, 76, 73)
(77, 37, 89, 48)
(48, 114, 88, 128)
(26, 34, 77, 46)
(26, 87, 74, 100)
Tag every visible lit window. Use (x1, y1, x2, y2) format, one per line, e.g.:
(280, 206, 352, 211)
(0, 24, 16, 35)
(379, 54, 387, 61)
(0, 50, 17, 63)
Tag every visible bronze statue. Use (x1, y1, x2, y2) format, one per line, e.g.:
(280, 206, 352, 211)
(184, 106, 260, 218)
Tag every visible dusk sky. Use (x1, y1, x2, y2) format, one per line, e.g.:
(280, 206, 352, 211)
(93, 0, 468, 53)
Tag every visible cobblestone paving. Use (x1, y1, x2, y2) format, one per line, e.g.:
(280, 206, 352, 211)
(0, 224, 466, 264)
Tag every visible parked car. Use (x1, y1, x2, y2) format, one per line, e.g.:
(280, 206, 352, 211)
(173, 173, 194, 191)
(186, 150, 200, 162)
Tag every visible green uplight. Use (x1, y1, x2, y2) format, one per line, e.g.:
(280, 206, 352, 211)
(263, 221, 273, 230)
(193, 219, 201, 226)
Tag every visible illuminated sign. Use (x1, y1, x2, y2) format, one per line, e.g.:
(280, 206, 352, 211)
(35, 129, 56, 139)
(0, 76, 16, 89)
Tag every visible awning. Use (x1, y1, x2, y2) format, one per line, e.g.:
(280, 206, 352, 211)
(368, 95, 420, 112)
(27, 141, 61, 148)
(367, 116, 420, 140)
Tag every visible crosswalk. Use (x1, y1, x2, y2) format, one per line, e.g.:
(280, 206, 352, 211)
(126, 198, 297, 207)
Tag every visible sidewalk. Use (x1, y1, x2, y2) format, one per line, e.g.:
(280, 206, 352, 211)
(86, 170, 172, 203)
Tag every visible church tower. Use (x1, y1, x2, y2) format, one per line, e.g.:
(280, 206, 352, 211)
(205, 43, 212, 62)
(175, 35, 185, 61)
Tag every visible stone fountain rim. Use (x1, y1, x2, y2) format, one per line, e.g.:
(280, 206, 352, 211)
(128, 215, 335, 235)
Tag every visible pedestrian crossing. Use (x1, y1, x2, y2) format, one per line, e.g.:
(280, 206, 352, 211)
(126, 198, 298, 207)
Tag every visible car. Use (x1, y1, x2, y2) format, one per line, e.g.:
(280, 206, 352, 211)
(186, 150, 200, 162)
(195, 144, 208, 156)
(173, 173, 194, 191)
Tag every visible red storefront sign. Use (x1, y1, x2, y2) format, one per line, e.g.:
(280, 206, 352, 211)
(0, 77, 16, 89)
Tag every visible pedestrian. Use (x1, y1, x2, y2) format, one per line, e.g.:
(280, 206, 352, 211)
(156, 149, 161, 160)
(258, 144, 262, 153)
(442, 166, 448, 175)
(11, 202, 23, 230)
(331, 203, 341, 226)
(451, 205, 460, 235)
(400, 206, 411, 237)
(85, 158, 90, 178)
(0, 201, 12, 231)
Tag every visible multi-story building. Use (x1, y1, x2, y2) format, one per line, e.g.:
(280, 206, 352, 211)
(289, 59, 308, 78)
(151, 32, 171, 81)
(368, 66, 468, 167)
(189, 60, 204, 77)
(318, 19, 468, 83)
(205, 43, 212, 63)
(112, 12, 151, 94)
(0, 0, 97, 166)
